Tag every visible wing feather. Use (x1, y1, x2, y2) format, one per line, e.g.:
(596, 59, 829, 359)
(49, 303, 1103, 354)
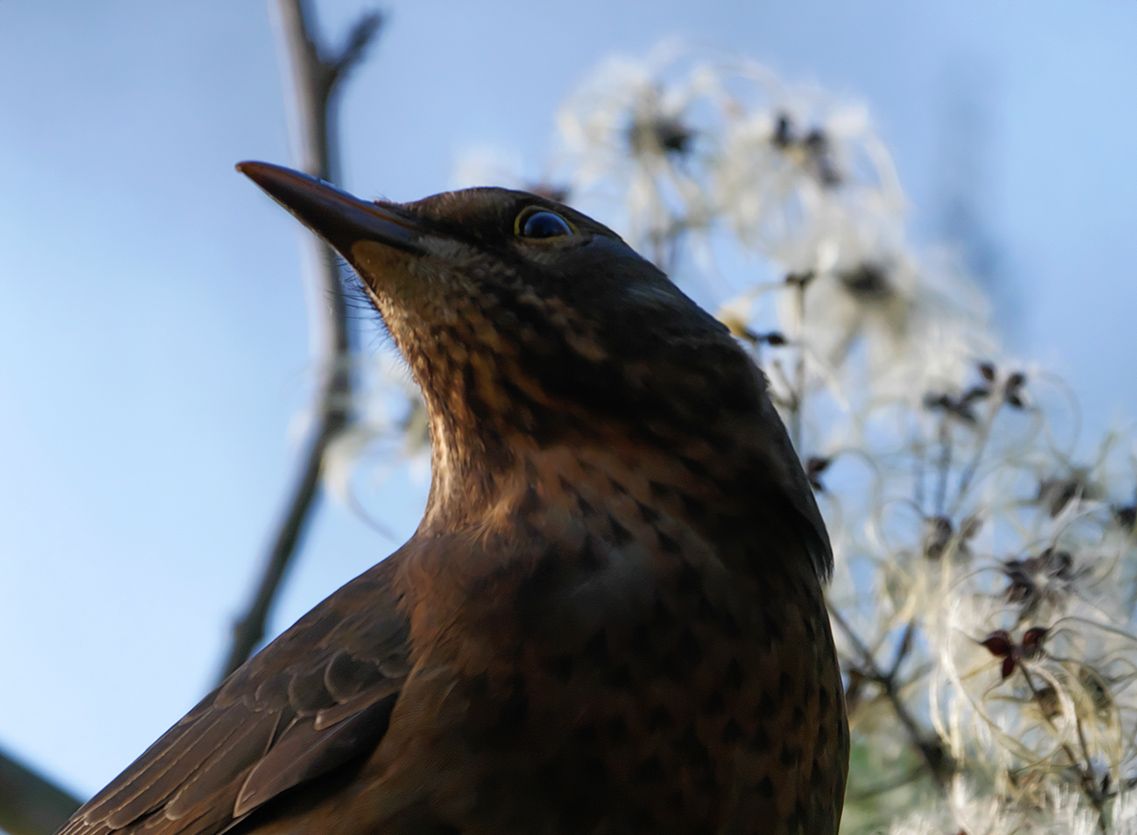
(56, 558, 410, 835)
(164, 709, 278, 818)
(233, 692, 398, 817)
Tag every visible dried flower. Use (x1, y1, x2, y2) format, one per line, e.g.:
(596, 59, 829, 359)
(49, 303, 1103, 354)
(438, 41, 1137, 834)
(1003, 548, 1078, 619)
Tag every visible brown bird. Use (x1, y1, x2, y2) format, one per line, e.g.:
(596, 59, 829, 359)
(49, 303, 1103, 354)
(57, 162, 847, 835)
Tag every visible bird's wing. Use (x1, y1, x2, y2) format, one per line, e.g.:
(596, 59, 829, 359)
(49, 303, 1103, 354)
(58, 557, 411, 835)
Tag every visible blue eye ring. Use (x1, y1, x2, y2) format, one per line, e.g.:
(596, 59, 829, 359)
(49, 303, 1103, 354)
(516, 208, 575, 239)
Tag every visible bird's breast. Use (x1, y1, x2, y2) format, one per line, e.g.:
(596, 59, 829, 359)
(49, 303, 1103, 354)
(374, 444, 846, 834)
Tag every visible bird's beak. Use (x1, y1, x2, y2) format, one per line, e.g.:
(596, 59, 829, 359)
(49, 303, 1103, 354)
(236, 161, 427, 257)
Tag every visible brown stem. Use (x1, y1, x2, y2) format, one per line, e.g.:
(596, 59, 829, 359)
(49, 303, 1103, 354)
(887, 619, 917, 681)
(949, 397, 1003, 517)
(846, 764, 925, 803)
(1019, 667, 1108, 833)
(829, 606, 954, 790)
(933, 416, 953, 517)
(789, 278, 806, 453)
(218, 0, 383, 681)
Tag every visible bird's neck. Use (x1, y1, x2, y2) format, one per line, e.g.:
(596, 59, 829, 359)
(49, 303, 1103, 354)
(407, 332, 828, 583)
(417, 410, 817, 579)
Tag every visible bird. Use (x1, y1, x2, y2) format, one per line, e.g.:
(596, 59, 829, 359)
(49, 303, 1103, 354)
(56, 162, 848, 835)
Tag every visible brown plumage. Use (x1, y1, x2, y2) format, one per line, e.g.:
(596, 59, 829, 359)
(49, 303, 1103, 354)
(57, 162, 848, 835)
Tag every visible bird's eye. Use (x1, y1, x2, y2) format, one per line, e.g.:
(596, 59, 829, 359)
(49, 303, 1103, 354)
(517, 209, 573, 239)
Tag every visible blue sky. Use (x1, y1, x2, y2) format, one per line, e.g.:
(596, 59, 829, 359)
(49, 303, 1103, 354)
(1, 0, 1136, 800)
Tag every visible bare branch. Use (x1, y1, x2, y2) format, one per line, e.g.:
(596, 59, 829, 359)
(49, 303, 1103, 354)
(0, 746, 81, 835)
(829, 606, 955, 790)
(218, 0, 383, 681)
(330, 12, 383, 79)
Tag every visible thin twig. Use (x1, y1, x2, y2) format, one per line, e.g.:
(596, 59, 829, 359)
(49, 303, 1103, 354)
(847, 764, 926, 803)
(1020, 667, 1108, 833)
(949, 398, 1003, 517)
(0, 746, 81, 835)
(789, 278, 807, 453)
(829, 606, 954, 790)
(913, 432, 926, 514)
(934, 416, 953, 517)
(886, 619, 917, 681)
(218, 0, 383, 681)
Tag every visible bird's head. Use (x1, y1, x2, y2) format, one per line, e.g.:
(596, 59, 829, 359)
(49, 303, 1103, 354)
(239, 162, 830, 579)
